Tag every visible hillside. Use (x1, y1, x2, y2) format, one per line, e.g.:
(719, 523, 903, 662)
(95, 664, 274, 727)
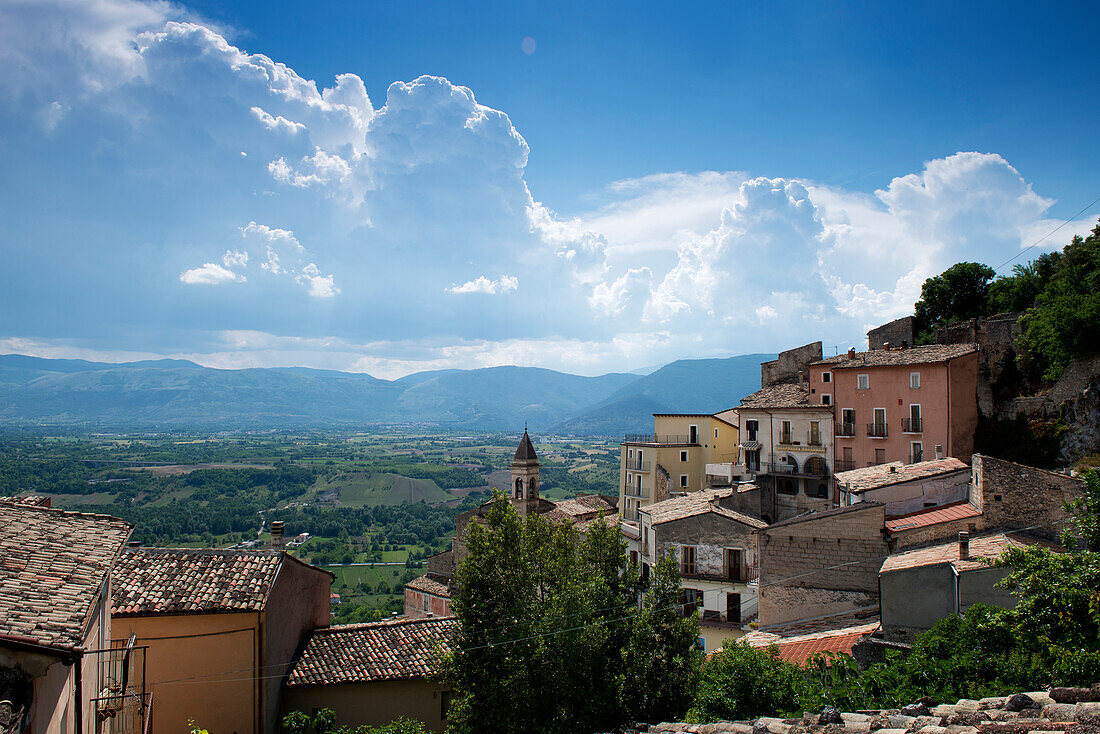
(0, 352, 767, 433)
(552, 354, 771, 436)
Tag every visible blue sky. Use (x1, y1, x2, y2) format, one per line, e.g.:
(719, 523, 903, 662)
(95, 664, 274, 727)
(0, 0, 1097, 377)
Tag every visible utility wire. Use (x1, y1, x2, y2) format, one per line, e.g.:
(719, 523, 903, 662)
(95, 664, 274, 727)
(994, 195, 1100, 272)
(146, 517, 1072, 687)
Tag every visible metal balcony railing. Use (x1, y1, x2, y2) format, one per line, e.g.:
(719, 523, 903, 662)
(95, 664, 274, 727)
(835, 422, 856, 437)
(623, 485, 649, 499)
(867, 422, 888, 438)
(623, 434, 697, 445)
(765, 462, 829, 478)
(834, 459, 857, 472)
(902, 417, 923, 433)
(625, 460, 652, 472)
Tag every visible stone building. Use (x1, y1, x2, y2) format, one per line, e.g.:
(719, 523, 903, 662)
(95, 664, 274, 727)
(867, 316, 914, 351)
(760, 342, 823, 388)
(405, 431, 618, 618)
(626, 488, 766, 653)
(755, 503, 889, 628)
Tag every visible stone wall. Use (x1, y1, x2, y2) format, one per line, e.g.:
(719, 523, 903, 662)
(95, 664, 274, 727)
(867, 316, 915, 351)
(659, 512, 760, 574)
(761, 342, 823, 388)
(655, 464, 671, 503)
(971, 453, 1083, 536)
(757, 504, 889, 626)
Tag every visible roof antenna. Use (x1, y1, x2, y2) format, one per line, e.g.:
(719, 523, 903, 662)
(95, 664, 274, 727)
(524, 421, 528, 432)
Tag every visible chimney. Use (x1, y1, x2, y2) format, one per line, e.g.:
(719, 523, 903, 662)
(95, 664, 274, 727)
(847, 348, 856, 360)
(934, 445, 944, 460)
(888, 465, 897, 473)
(270, 520, 285, 550)
(883, 341, 891, 351)
(958, 531, 970, 561)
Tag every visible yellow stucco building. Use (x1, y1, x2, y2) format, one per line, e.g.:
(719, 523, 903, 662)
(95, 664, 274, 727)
(619, 412, 740, 521)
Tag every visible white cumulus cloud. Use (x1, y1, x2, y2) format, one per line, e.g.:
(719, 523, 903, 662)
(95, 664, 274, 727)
(179, 262, 245, 285)
(447, 275, 519, 295)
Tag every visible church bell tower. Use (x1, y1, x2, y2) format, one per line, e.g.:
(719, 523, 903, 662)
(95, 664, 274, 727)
(511, 428, 540, 515)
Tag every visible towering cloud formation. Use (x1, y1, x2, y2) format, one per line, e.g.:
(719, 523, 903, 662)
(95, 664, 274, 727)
(0, 0, 1091, 375)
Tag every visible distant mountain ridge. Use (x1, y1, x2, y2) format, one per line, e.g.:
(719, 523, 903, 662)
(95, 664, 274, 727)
(0, 352, 771, 435)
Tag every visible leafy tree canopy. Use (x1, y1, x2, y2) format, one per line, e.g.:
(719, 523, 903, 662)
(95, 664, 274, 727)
(913, 262, 996, 341)
(439, 493, 701, 734)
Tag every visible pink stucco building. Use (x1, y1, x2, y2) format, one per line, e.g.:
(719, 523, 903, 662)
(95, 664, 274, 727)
(808, 343, 979, 470)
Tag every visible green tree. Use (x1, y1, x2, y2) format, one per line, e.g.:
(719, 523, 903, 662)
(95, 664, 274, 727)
(1017, 223, 1100, 380)
(439, 493, 699, 734)
(913, 262, 996, 342)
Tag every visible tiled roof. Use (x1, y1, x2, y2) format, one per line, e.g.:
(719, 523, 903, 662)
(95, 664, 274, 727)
(880, 532, 1057, 574)
(111, 547, 289, 615)
(0, 502, 132, 650)
(835, 458, 969, 493)
(551, 494, 617, 519)
(286, 616, 457, 686)
(739, 383, 820, 409)
(813, 343, 977, 369)
(763, 501, 883, 530)
(642, 489, 767, 529)
(405, 574, 450, 597)
(746, 622, 881, 665)
(885, 501, 982, 532)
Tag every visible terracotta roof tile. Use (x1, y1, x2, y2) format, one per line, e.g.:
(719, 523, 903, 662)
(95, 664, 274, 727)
(111, 547, 286, 615)
(642, 489, 767, 528)
(739, 383, 819, 409)
(836, 458, 969, 493)
(405, 575, 450, 597)
(745, 622, 881, 665)
(813, 343, 977, 369)
(286, 616, 457, 686)
(879, 532, 1058, 574)
(884, 501, 982, 531)
(0, 501, 132, 649)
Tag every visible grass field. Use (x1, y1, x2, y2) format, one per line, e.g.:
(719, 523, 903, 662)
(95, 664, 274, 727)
(313, 471, 454, 506)
(324, 563, 408, 590)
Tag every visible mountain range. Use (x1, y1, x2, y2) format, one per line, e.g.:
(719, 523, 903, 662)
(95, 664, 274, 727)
(0, 352, 771, 436)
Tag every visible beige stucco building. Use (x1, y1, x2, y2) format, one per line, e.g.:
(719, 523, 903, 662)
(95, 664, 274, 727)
(619, 413, 740, 522)
(110, 547, 332, 734)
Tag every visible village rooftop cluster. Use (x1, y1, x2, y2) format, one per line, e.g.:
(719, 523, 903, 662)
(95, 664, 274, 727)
(0, 316, 1088, 734)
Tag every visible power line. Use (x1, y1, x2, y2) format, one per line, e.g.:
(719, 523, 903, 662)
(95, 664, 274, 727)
(994, 195, 1100, 272)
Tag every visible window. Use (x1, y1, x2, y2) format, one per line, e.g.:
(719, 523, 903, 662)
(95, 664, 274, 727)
(725, 548, 743, 580)
(745, 449, 760, 472)
(822, 371, 832, 383)
(680, 450, 688, 462)
(857, 374, 870, 389)
(777, 478, 798, 495)
(780, 420, 792, 444)
(681, 545, 697, 575)
(812, 482, 830, 498)
(911, 442, 923, 463)
(679, 474, 688, 488)
(809, 421, 821, 445)
(745, 420, 758, 442)
(907, 404, 922, 433)
(688, 425, 698, 443)
(910, 372, 920, 389)
(871, 407, 887, 437)
(715, 428, 719, 438)
(822, 394, 831, 406)
(681, 588, 702, 617)
(630, 550, 638, 566)
(875, 448, 886, 465)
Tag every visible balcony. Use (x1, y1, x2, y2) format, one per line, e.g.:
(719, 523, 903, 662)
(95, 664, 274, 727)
(835, 422, 856, 437)
(834, 459, 857, 472)
(623, 485, 649, 500)
(902, 417, 923, 433)
(866, 422, 888, 438)
(681, 565, 759, 584)
(624, 460, 652, 473)
(623, 433, 698, 445)
(764, 461, 830, 478)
